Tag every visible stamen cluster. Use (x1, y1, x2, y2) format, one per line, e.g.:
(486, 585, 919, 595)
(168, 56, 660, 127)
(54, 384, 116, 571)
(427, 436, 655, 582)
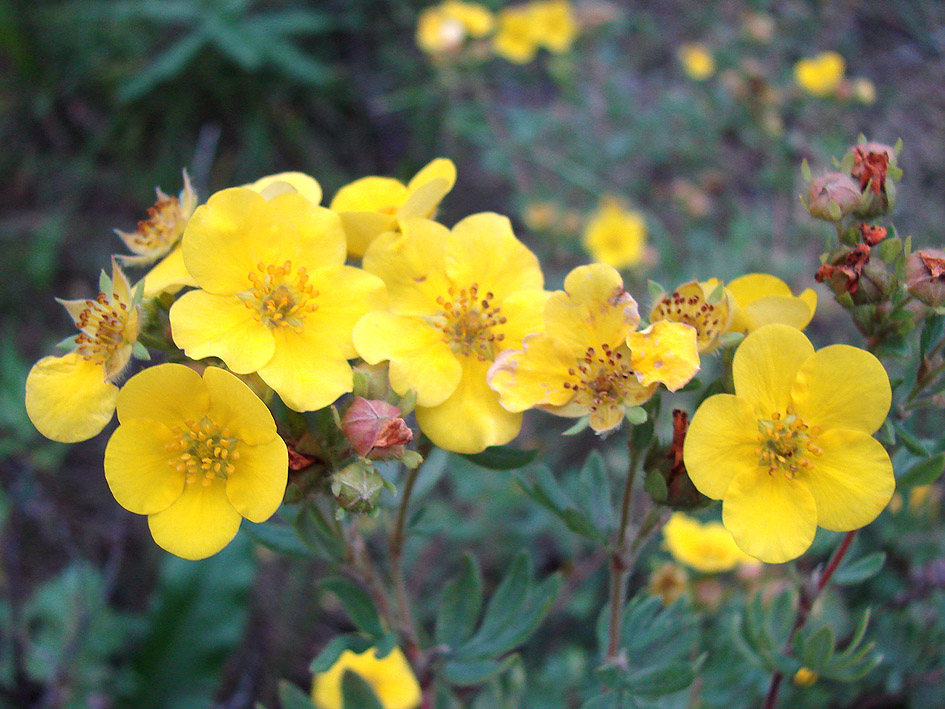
(756, 406, 823, 478)
(165, 417, 240, 486)
(241, 261, 319, 331)
(73, 291, 134, 364)
(564, 344, 636, 413)
(434, 283, 507, 360)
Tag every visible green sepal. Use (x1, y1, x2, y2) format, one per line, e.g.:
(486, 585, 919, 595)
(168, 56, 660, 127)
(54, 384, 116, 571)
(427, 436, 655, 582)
(562, 416, 591, 436)
(54, 335, 79, 351)
(131, 341, 151, 360)
(341, 671, 384, 709)
(277, 680, 317, 709)
(98, 270, 113, 296)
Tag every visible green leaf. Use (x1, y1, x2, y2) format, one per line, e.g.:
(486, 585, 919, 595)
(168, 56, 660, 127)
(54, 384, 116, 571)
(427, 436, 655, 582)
(877, 237, 903, 264)
(309, 635, 375, 673)
(461, 446, 538, 471)
(648, 280, 665, 298)
(118, 30, 207, 102)
(341, 670, 384, 708)
(292, 506, 345, 560)
(204, 16, 262, 69)
(277, 680, 317, 709)
(98, 269, 113, 295)
(517, 468, 606, 542)
(834, 551, 886, 585)
(802, 625, 835, 670)
(801, 159, 812, 182)
(442, 658, 508, 686)
(242, 519, 317, 558)
(460, 553, 531, 653)
(893, 423, 929, 457)
(436, 554, 484, 649)
(643, 470, 668, 502)
(318, 577, 385, 638)
(577, 451, 614, 536)
(622, 660, 697, 697)
(562, 416, 591, 436)
(264, 40, 334, 85)
(897, 453, 945, 487)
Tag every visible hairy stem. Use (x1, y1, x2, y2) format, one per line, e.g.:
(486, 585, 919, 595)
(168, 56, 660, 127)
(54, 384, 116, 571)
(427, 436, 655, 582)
(390, 463, 422, 662)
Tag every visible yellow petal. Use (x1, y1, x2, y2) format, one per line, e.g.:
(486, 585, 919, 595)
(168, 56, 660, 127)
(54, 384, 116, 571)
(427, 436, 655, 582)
(741, 295, 815, 332)
(25, 353, 118, 443)
(170, 290, 275, 373)
(308, 266, 387, 360)
(732, 324, 814, 416)
(142, 246, 197, 298)
(338, 211, 399, 259)
(147, 478, 242, 560)
(258, 327, 353, 412)
(726, 273, 792, 302)
(330, 176, 409, 213)
(226, 437, 288, 523)
(104, 420, 185, 515)
(354, 311, 462, 407)
(683, 394, 760, 500)
(362, 220, 451, 316)
(722, 469, 818, 563)
(800, 288, 817, 315)
(406, 157, 457, 193)
(627, 321, 700, 391)
(589, 401, 626, 434)
(415, 356, 522, 453)
(805, 428, 894, 531)
(399, 177, 451, 219)
(116, 363, 208, 426)
(311, 647, 421, 709)
(203, 367, 276, 445)
(248, 171, 322, 205)
(487, 334, 576, 412)
(492, 289, 551, 351)
(791, 343, 890, 434)
(445, 213, 544, 300)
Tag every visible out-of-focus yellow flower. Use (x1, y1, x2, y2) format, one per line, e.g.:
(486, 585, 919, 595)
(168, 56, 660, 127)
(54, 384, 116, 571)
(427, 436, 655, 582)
(493, 5, 539, 63)
(582, 196, 646, 270)
(311, 647, 421, 709)
(794, 51, 845, 97)
(522, 200, 561, 231)
(678, 43, 715, 81)
(104, 364, 288, 560)
(663, 512, 760, 573)
(26, 259, 141, 443)
(416, 1, 494, 54)
(650, 280, 732, 353)
(726, 273, 817, 334)
(353, 214, 547, 453)
(684, 324, 894, 563)
(488, 264, 699, 434)
(793, 667, 819, 687)
(169, 187, 386, 412)
(531, 0, 578, 53)
(853, 77, 877, 104)
(330, 158, 456, 258)
(648, 561, 689, 605)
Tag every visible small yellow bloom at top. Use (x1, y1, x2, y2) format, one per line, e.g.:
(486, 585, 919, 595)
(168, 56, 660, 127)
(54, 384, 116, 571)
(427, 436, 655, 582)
(531, 0, 578, 54)
(793, 666, 819, 688)
(311, 646, 421, 709)
(794, 51, 846, 97)
(684, 324, 895, 563)
(26, 259, 141, 443)
(650, 280, 732, 353)
(582, 196, 647, 270)
(726, 273, 817, 334)
(678, 43, 715, 81)
(663, 512, 761, 573)
(330, 158, 456, 258)
(493, 0, 578, 63)
(488, 263, 699, 435)
(416, 1, 494, 55)
(104, 364, 288, 560)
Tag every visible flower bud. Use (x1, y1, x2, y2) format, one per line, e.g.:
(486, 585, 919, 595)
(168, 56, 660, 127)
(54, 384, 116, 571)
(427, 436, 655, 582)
(331, 461, 387, 514)
(806, 172, 861, 221)
(341, 397, 414, 459)
(906, 249, 945, 307)
(847, 142, 899, 217)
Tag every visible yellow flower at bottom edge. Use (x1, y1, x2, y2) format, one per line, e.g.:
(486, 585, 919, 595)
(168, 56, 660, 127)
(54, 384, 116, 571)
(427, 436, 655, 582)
(104, 364, 287, 560)
(678, 43, 715, 81)
(311, 647, 421, 709)
(794, 51, 845, 97)
(683, 324, 894, 563)
(663, 512, 760, 573)
(726, 273, 817, 334)
(582, 196, 647, 270)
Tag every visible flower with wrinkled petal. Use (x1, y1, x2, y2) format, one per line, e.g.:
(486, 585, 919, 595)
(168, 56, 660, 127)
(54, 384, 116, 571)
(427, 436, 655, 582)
(650, 280, 731, 353)
(353, 214, 547, 453)
(794, 51, 845, 97)
(489, 264, 699, 434)
(683, 324, 894, 563)
(26, 259, 142, 443)
(663, 512, 760, 573)
(104, 364, 288, 560)
(330, 159, 456, 258)
(726, 273, 817, 333)
(582, 195, 647, 270)
(169, 186, 386, 412)
(311, 646, 421, 709)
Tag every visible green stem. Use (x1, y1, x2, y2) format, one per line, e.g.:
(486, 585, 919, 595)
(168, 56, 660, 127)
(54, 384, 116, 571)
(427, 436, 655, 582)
(389, 463, 422, 662)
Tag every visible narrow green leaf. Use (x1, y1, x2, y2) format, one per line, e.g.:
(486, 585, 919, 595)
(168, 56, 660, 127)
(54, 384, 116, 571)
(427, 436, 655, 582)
(894, 424, 929, 457)
(277, 680, 317, 709)
(577, 451, 614, 536)
(241, 519, 317, 558)
(462, 553, 531, 648)
(309, 635, 375, 673)
(622, 660, 695, 697)
(265, 40, 334, 85)
(834, 552, 886, 585)
(117, 31, 207, 102)
(341, 670, 384, 708)
(442, 658, 505, 686)
(204, 16, 262, 69)
(318, 577, 385, 638)
(436, 554, 484, 649)
(835, 608, 871, 662)
(898, 453, 945, 487)
(461, 446, 538, 471)
(802, 625, 835, 670)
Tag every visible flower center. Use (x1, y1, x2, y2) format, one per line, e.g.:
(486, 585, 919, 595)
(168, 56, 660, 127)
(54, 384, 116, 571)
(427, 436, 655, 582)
(652, 290, 724, 348)
(165, 417, 240, 486)
(240, 261, 319, 331)
(756, 407, 822, 478)
(73, 292, 136, 365)
(126, 195, 187, 255)
(563, 344, 638, 412)
(434, 284, 506, 360)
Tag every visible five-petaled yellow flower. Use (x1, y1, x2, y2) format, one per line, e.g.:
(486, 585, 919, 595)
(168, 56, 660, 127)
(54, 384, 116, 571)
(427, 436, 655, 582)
(104, 364, 288, 560)
(726, 273, 817, 333)
(683, 324, 894, 563)
(26, 259, 141, 443)
(169, 186, 386, 412)
(311, 646, 421, 709)
(794, 51, 845, 97)
(488, 264, 700, 434)
(582, 195, 647, 270)
(353, 214, 547, 453)
(416, 1, 494, 55)
(663, 512, 760, 573)
(330, 158, 456, 258)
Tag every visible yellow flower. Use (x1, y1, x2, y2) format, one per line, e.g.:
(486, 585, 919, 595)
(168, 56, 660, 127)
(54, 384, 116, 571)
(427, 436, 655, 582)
(416, 1, 494, 54)
(648, 561, 689, 606)
(683, 324, 894, 563)
(353, 214, 547, 453)
(169, 187, 386, 412)
(531, 0, 578, 53)
(493, 5, 539, 63)
(582, 196, 647, 270)
(330, 159, 456, 258)
(793, 667, 819, 688)
(794, 51, 845, 97)
(311, 646, 421, 709)
(650, 280, 732, 353)
(853, 77, 877, 105)
(104, 364, 287, 560)
(488, 264, 699, 434)
(663, 512, 760, 573)
(678, 43, 715, 81)
(726, 273, 817, 334)
(26, 259, 141, 443)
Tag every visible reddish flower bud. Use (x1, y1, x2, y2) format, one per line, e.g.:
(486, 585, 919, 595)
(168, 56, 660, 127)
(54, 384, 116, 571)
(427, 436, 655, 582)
(806, 172, 861, 221)
(859, 223, 887, 246)
(341, 397, 413, 458)
(906, 249, 945, 307)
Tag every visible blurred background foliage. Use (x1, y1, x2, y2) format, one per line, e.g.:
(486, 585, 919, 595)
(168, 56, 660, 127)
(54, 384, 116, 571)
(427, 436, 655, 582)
(2, 0, 945, 706)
